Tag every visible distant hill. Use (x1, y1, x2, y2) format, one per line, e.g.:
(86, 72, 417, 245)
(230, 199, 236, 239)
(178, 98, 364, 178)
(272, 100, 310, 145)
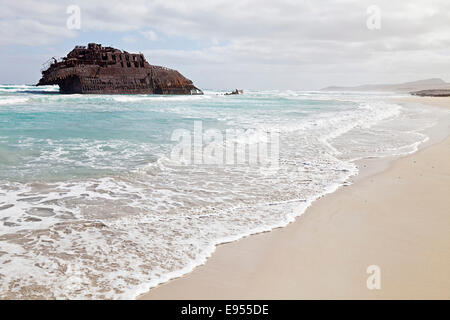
(411, 89, 450, 97)
(321, 78, 450, 92)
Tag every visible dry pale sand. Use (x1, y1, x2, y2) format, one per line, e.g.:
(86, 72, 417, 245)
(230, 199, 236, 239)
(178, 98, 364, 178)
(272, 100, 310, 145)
(394, 96, 450, 109)
(139, 97, 450, 300)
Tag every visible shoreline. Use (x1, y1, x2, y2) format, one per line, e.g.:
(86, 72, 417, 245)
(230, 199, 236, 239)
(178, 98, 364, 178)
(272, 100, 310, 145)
(139, 96, 450, 300)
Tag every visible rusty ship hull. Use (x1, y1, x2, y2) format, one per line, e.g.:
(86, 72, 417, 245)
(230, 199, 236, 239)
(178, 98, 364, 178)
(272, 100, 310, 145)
(37, 43, 203, 95)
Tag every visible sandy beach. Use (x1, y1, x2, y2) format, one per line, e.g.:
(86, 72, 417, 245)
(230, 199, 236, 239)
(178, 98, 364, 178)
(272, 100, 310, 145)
(140, 97, 450, 300)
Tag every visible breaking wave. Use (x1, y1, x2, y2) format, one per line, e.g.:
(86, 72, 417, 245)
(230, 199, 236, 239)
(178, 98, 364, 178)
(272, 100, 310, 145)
(0, 86, 448, 299)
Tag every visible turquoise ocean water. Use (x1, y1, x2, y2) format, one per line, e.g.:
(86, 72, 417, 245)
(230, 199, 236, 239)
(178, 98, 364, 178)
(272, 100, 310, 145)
(0, 84, 446, 298)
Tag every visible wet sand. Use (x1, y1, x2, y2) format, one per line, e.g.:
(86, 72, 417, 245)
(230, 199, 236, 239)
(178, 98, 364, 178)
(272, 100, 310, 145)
(139, 97, 450, 300)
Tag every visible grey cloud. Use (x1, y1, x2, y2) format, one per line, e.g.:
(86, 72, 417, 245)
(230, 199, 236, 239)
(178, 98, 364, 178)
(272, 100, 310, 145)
(1, 0, 449, 89)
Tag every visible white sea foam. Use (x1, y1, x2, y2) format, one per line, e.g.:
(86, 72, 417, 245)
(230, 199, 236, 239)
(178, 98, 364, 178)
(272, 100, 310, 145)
(113, 95, 211, 103)
(0, 97, 29, 105)
(0, 87, 448, 299)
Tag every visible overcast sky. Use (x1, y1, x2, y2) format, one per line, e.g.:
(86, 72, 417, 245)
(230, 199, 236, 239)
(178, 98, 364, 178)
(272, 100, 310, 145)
(0, 0, 449, 90)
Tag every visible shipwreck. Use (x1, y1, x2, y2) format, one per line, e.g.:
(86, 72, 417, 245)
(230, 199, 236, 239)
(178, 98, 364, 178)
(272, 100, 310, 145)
(37, 43, 203, 95)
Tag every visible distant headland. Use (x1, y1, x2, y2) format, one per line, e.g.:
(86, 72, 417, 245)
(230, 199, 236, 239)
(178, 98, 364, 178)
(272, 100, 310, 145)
(37, 43, 203, 95)
(321, 78, 450, 95)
